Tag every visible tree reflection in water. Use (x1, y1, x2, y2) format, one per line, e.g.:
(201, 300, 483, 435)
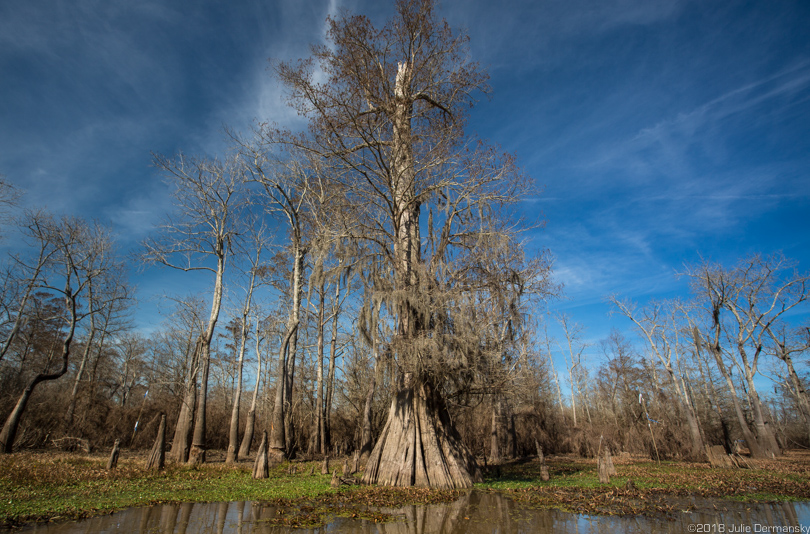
(5, 491, 808, 533)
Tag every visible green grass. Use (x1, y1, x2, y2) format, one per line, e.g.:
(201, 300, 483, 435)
(0, 453, 342, 525)
(3, 450, 810, 526)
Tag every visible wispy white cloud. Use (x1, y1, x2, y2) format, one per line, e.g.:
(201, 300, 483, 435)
(583, 62, 810, 179)
(447, 0, 687, 71)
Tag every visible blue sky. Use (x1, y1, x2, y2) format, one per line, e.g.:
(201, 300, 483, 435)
(2, 0, 809, 373)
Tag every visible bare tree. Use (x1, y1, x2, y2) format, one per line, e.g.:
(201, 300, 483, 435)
(610, 298, 708, 460)
(233, 140, 317, 462)
(163, 295, 207, 463)
(684, 254, 808, 458)
(763, 325, 810, 444)
(558, 314, 588, 429)
(272, 0, 550, 488)
(225, 217, 269, 464)
(0, 214, 118, 453)
(64, 260, 132, 428)
(142, 154, 244, 464)
(237, 310, 270, 458)
(0, 211, 60, 363)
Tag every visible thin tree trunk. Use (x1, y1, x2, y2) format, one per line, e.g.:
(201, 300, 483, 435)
(743, 366, 781, 457)
(268, 322, 298, 463)
(312, 278, 326, 455)
(65, 327, 94, 427)
(238, 319, 263, 458)
(489, 398, 501, 463)
(323, 278, 341, 453)
(170, 338, 199, 463)
(738, 344, 780, 457)
(188, 254, 225, 465)
(359, 349, 380, 461)
(226, 325, 247, 464)
(713, 349, 765, 457)
(187, 344, 210, 465)
(227, 268, 257, 464)
(282, 243, 305, 458)
(665, 364, 707, 459)
(778, 351, 810, 444)
(570, 374, 578, 428)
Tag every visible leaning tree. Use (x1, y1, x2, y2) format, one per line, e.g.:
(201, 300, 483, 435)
(271, 0, 549, 488)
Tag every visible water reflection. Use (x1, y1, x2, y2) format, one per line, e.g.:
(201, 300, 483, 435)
(8, 492, 809, 533)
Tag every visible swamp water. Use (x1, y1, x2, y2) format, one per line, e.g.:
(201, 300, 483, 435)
(8, 491, 810, 534)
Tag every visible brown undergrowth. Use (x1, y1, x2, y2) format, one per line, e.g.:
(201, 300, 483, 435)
(486, 450, 810, 519)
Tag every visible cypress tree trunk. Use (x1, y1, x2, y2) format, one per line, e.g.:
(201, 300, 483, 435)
(239, 320, 263, 458)
(187, 346, 210, 465)
(362, 376, 481, 489)
(253, 431, 269, 479)
(323, 280, 341, 453)
(171, 338, 200, 463)
(188, 253, 225, 466)
(147, 414, 166, 471)
(268, 322, 298, 464)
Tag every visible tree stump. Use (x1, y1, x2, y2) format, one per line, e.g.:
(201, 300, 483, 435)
(342, 457, 349, 476)
(352, 450, 359, 475)
(146, 414, 166, 471)
(536, 441, 550, 481)
(106, 439, 120, 470)
(597, 450, 610, 484)
(605, 447, 616, 476)
(252, 431, 269, 479)
(330, 469, 340, 488)
(321, 456, 329, 475)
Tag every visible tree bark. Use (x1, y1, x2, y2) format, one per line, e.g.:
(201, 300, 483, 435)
(362, 377, 481, 489)
(777, 349, 810, 444)
(252, 431, 269, 479)
(712, 346, 766, 458)
(107, 439, 120, 470)
(188, 253, 225, 466)
(170, 338, 199, 464)
(739, 345, 780, 457)
(359, 355, 379, 461)
(311, 277, 326, 455)
(238, 319, 263, 458)
(489, 399, 501, 463)
(323, 279, 341, 453)
(146, 414, 166, 471)
(227, 263, 258, 464)
(268, 322, 298, 464)
(65, 323, 94, 428)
